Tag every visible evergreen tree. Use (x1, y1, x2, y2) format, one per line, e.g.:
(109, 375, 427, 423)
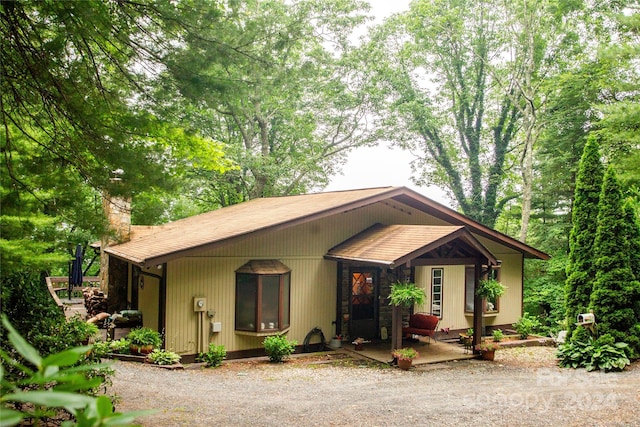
(623, 199, 640, 281)
(564, 137, 604, 337)
(590, 166, 640, 356)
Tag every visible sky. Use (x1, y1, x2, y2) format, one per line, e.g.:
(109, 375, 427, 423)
(323, 0, 452, 207)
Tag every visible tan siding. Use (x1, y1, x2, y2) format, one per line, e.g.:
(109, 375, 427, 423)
(415, 265, 469, 331)
(484, 253, 523, 328)
(165, 257, 336, 355)
(138, 275, 159, 331)
(413, 256, 523, 332)
(161, 199, 526, 353)
(196, 201, 446, 259)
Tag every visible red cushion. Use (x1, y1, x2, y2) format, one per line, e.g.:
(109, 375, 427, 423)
(409, 314, 438, 330)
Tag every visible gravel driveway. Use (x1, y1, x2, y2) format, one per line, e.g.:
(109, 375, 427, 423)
(107, 347, 640, 426)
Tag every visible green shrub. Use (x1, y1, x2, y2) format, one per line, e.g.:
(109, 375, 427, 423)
(557, 335, 630, 372)
(108, 338, 131, 354)
(147, 349, 181, 365)
(513, 312, 541, 339)
(197, 344, 227, 367)
(92, 340, 111, 358)
(263, 334, 297, 362)
(0, 315, 154, 426)
(492, 329, 504, 342)
(126, 327, 162, 347)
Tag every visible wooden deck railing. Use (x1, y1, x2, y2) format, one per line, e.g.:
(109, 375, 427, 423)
(46, 276, 101, 313)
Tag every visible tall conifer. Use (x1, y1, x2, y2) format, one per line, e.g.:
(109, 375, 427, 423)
(565, 137, 603, 336)
(590, 167, 640, 355)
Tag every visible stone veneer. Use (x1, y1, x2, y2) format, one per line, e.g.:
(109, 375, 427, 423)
(338, 262, 413, 342)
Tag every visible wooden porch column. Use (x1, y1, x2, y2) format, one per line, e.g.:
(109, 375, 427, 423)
(391, 305, 403, 352)
(473, 260, 483, 351)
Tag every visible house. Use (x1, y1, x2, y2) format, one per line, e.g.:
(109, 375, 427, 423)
(102, 186, 548, 360)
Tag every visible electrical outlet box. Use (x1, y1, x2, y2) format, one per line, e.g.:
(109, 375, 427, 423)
(211, 322, 222, 333)
(193, 297, 206, 312)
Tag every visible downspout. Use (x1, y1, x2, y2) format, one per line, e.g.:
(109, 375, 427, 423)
(159, 263, 167, 349)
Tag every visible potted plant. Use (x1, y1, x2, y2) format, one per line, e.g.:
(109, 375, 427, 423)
(392, 347, 419, 370)
(127, 327, 162, 355)
(476, 278, 506, 301)
(388, 282, 426, 308)
(68, 315, 99, 345)
(475, 341, 500, 361)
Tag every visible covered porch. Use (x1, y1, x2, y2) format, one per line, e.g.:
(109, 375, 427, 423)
(343, 336, 479, 365)
(325, 223, 499, 354)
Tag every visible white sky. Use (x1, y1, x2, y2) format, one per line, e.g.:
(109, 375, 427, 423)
(323, 0, 452, 207)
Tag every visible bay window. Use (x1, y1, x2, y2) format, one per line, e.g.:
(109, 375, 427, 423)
(235, 260, 291, 334)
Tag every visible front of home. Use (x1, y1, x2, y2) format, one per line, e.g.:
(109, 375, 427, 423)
(102, 187, 548, 359)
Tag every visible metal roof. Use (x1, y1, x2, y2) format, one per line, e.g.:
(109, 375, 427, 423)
(324, 224, 498, 268)
(104, 186, 549, 267)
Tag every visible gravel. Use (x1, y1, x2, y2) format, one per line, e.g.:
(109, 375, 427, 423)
(107, 347, 640, 426)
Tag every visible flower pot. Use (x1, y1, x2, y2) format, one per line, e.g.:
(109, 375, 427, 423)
(130, 344, 154, 355)
(481, 349, 495, 361)
(397, 358, 413, 370)
(354, 343, 363, 351)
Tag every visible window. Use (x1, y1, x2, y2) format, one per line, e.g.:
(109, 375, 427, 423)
(465, 265, 501, 313)
(235, 260, 291, 334)
(431, 268, 443, 318)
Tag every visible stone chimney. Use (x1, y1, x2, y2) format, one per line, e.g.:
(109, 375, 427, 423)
(100, 171, 132, 294)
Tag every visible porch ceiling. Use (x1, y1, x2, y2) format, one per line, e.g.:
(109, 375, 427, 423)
(324, 224, 497, 268)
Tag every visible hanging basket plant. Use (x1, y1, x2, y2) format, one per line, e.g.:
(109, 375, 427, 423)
(476, 278, 506, 301)
(388, 282, 426, 307)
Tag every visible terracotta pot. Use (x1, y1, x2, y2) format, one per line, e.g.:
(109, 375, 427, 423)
(397, 358, 413, 370)
(481, 350, 495, 361)
(130, 344, 154, 355)
(354, 343, 363, 351)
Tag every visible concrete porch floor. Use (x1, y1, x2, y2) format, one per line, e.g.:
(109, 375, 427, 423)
(343, 336, 479, 365)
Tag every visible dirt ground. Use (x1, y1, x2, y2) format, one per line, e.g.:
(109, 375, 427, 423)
(106, 347, 640, 426)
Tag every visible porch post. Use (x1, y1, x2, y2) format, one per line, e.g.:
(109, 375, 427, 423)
(473, 260, 482, 351)
(391, 305, 403, 352)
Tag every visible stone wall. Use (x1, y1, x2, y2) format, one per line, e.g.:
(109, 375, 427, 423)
(338, 263, 413, 342)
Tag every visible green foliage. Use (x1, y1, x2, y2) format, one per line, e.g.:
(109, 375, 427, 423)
(146, 349, 181, 366)
(388, 282, 427, 308)
(590, 166, 640, 356)
(565, 137, 604, 337)
(162, 0, 373, 201)
(392, 347, 418, 361)
(263, 334, 297, 363)
(91, 341, 111, 359)
(126, 328, 162, 348)
(108, 339, 132, 355)
(557, 334, 631, 372)
(0, 315, 154, 426)
(512, 312, 541, 339)
(67, 316, 99, 343)
(197, 344, 227, 368)
(476, 279, 506, 301)
(524, 256, 568, 334)
(492, 329, 504, 342)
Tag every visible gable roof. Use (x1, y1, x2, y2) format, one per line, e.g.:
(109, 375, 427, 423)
(325, 224, 498, 268)
(105, 186, 549, 267)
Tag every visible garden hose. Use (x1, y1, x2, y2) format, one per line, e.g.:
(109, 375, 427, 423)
(303, 327, 326, 353)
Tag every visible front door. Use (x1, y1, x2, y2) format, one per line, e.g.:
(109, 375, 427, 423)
(349, 269, 378, 339)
